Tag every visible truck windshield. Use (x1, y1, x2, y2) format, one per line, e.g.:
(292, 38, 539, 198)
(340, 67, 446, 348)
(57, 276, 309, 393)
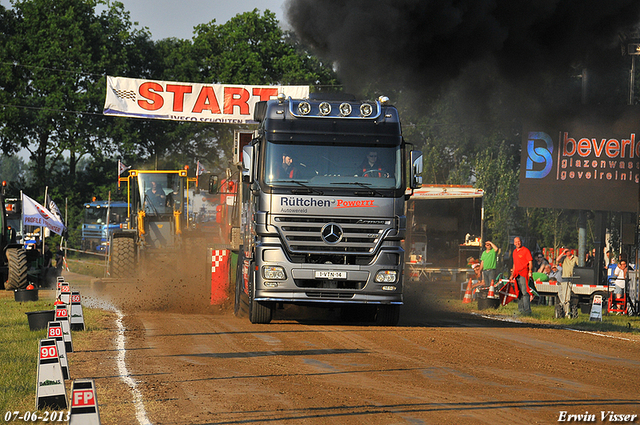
(84, 206, 107, 224)
(138, 174, 183, 215)
(263, 141, 402, 189)
(84, 205, 128, 224)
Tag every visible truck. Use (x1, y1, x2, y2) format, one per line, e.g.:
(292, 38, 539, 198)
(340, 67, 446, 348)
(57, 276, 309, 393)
(404, 185, 484, 283)
(233, 93, 422, 325)
(109, 169, 194, 278)
(81, 200, 128, 253)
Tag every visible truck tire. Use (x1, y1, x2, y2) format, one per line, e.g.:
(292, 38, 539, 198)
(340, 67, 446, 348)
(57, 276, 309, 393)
(6, 248, 28, 290)
(376, 304, 400, 326)
(111, 237, 135, 279)
(248, 264, 273, 324)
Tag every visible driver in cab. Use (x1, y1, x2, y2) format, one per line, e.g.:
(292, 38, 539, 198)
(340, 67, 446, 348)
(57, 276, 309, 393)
(358, 150, 388, 177)
(146, 181, 167, 210)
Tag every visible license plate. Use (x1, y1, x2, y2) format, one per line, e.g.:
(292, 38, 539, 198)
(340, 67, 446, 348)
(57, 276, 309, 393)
(315, 271, 346, 279)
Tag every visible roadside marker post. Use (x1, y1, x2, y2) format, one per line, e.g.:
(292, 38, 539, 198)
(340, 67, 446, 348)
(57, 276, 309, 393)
(60, 282, 71, 305)
(55, 304, 74, 353)
(70, 291, 85, 331)
(589, 294, 603, 321)
(69, 379, 101, 425)
(46, 321, 69, 380)
(210, 249, 230, 305)
(36, 339, 67, 410)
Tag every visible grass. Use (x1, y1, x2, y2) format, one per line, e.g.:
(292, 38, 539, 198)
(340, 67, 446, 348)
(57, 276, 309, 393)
(65, 255, 107, 278)
(0, 291, 110, 414)
(457, 294, 640, 334)
(0, 295, 52, 414)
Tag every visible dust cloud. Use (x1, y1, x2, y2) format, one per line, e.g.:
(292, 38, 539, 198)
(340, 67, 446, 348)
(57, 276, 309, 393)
(93, 240, 233, 315)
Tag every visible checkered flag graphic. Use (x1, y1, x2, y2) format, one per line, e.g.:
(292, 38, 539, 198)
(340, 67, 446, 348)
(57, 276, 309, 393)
(112, 87, 136, 101)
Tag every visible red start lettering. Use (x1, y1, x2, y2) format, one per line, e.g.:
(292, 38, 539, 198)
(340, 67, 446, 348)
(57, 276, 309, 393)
(138, 82, 164, 111)
(137, 83, 279, 115)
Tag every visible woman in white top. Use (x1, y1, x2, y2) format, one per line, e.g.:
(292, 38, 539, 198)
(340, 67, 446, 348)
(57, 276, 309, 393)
(612, 260, 628, 310)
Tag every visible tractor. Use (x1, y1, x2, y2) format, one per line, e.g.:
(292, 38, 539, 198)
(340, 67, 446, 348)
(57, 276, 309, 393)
(109, 169, 195, 278)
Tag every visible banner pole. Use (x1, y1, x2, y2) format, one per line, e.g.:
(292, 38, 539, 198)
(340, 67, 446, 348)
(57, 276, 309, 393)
(43, 186, 48, 257)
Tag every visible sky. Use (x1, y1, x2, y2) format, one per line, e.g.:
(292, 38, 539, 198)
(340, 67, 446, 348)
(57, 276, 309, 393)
(0, 0, 288, 40)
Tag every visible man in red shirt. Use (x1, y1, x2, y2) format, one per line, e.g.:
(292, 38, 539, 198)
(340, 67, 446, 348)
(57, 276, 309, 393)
(511, 236, 533, 315)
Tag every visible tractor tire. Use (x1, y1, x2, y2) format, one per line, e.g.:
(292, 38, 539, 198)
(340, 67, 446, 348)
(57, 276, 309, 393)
(248, 264, 273, 324)
(6, 248, 28, 290)
(376, 304, 401, 326)
(111, 237, 135, 279)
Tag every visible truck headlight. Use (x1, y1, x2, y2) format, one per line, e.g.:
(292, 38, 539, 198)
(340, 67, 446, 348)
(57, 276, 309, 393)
(375, 270, 397, 283)
(262, 266, 286, 280)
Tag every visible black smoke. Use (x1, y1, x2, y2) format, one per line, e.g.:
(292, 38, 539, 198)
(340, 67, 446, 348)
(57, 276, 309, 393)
(285, 0, 640, 120)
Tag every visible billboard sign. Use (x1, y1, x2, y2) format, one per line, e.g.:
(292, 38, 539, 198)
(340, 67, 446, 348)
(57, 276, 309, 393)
(519, 107, 640, 212)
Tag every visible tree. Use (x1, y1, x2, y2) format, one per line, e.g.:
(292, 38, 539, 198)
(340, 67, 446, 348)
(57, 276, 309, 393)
(473, 142, 519, 251)
(0, 0, 152, 195)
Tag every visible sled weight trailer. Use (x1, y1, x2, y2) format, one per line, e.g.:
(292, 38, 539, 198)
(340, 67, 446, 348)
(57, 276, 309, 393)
(232, 94, 423, 325)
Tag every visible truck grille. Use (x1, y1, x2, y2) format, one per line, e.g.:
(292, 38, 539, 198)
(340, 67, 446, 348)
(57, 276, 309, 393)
(274, 216, 392, 263)
(83, 230, 102, 239)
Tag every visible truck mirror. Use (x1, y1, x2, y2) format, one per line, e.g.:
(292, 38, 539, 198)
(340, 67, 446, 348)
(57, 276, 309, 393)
(208, 175, 219, 194)
(410, 150, 423, 189)
(242, 144, 254, 184)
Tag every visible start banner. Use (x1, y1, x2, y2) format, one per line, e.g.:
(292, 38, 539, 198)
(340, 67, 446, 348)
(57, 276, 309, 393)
(103, 76, 309, 123)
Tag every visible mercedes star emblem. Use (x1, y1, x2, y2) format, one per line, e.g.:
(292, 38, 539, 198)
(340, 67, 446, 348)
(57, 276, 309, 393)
(321, 223, 343, 244)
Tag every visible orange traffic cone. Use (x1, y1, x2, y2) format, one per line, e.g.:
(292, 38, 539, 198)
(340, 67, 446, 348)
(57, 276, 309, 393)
(462, 278, 473, 304)
(487, 280, 496, 299)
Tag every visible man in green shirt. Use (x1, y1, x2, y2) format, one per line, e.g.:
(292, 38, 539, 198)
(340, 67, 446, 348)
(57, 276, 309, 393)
(480, 240, 499, 286)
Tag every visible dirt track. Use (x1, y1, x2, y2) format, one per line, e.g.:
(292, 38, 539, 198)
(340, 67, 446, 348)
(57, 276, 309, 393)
(67, 272, 640, 425)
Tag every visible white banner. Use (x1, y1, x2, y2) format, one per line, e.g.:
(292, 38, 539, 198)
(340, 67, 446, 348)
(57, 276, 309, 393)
(103, 76, 309, 123)
(22, 194, 66, 236)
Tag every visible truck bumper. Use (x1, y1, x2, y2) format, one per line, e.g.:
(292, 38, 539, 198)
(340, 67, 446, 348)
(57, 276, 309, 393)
(253, 245, 404, 305)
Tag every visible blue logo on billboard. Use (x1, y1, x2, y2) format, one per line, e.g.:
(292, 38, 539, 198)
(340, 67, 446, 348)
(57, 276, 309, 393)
(526, 132, 553, 179)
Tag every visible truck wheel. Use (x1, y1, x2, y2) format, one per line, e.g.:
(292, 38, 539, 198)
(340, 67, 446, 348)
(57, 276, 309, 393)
(6, 248, 28, 290)
(248, 264, 273, 324)
(111, 237, 135, 279)
(376, 304, 400, 326)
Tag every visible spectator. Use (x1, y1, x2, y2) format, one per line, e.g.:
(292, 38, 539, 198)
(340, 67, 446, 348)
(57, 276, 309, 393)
(548, 263, 563, 282)
(604, 247, 613, 267)
(612, 259, 629, 311)
(534, 252, 549, 273)
(479, 240, 499, 286)
(585, 249, 595, 268)
(556, 248, 579, 281)
(510, 236, 533, 316)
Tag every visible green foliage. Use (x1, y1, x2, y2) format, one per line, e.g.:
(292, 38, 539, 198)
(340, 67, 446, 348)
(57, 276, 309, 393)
(0, 2, 339, 249)
(473, 142, 519, 250)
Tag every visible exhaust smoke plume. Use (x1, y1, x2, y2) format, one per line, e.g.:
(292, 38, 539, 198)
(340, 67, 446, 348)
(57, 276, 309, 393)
(286, 0, 640, 119)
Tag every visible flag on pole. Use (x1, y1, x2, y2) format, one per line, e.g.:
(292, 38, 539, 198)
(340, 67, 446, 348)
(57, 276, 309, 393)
(118, 160, 131, 176)
(46, 195, 64, 224)
(196, 161, 206, 176)
(22, 194, 66, 236)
